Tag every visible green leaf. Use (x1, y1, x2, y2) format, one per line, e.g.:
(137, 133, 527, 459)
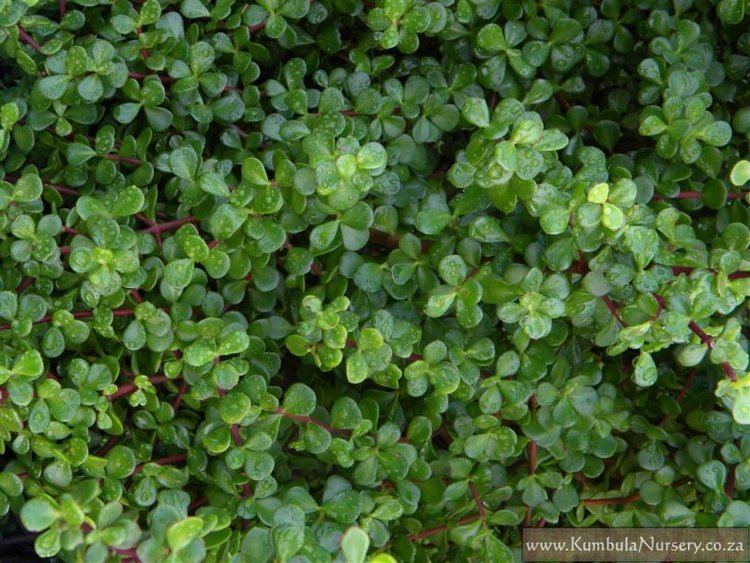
(242, 157, 270, 185)
(356, 143, 388, 170)
(697, 460, 726, 492)
(167, 517, 204, 551)
(331, 397, 362, 429)
(461, 98, 490, 128)
(38, 76, 71, 100)
(698, 121, 732, 146)
(181, 0, 210, 18)
(732, 388, 750, 424)
(169, 147, 199, 181)
(438, 255, 468, 286)
(114, 103, 141, 124)
(219, 392, 251, 424)
(718, 0, 745, 24)
(730, 160, 750, 186)
(77, 75, 103, 102)
(20, 499, 59, 531)
(310, 221, 339, 252)
(601, 203, 625, 230)
(341, 527, 369, 563)
(13, 174, 43, 202)
(164, 258, 194, 288)
(425, 287, 456, 317)
(66, 143, 97, 166)
(346, 352, 370, 384)
(283, 383, 316, 416)
(198, 172, 230, 197)
(633, 351, 657, 387)
(13, 350, 43, 377)
(106, 445, 137, 478)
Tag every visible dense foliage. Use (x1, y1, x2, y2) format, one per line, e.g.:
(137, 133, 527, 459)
(0, 0, 748, 560)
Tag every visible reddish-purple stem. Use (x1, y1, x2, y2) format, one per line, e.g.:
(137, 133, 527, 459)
(4, 174, 79, 196)
(407, 514, 481, 541)
(275, 407, 350, 436)
(231, 125, 248, 138)
(468, 482, 485, 522)
(601, 295, 625, 325)
(17, 26, 40, 51)
(132, 454, 186, 475)
(96, 435, 121, 457)
(583, 493, 641, 506)
(17, 277, 34, 294)
(128, 71, 175, 84)
(0, 308, 136, 331)
(104, 154, 142, 165)
(140, 216, 197, 234)
(653, 191, 744, 200)
(109, 375, 171, 401)
(172, 381, 188, 411)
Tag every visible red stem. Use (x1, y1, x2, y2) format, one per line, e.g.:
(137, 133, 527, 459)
(275, 407, 350, 436)
(17, 26, 40, 51)
(17, 277, 34, 294)
(59, 0, 66, 17)
(189, 497, 207, 513)
(230, 425, 252, 498)
(140, 216, 197, 234)
(654, 294, 735, 382)
(172, 381, 188, 411)
(675, 369, 698, 403)
(104, 154, 142, 165)
(601, 295, 625, 325)
(135, 213, 163, 246)
(0, 308, 134, 331)
(659, 369, 699, 426)
(47, 182, 78, 196)
(127, 71, 243, 95)
(112, 548, 138, 558)
(727, 468, 735, 499)
(653, 191, 744, 200)
(525, 396, 539, 526)
(571, 262, 749, 280)
(134, 213, 154, 226)
(133, 454, 186, 475)
(128, 71, 175, 84)
(686, 320, 737, 381)
(583, 493, 641, 506)
(62, 226, 79, 235)
(230, 425, 243, 446)
(231, 125, 248, 138)
(407, 514, 481, 541)
(129, 289, 143, 303)
(109, 375, 171, 401)
(468, 482, 485, 521)
(96, 435, 121, 457)
(3, 175, 79, 196)
(688, 320, 713, 348)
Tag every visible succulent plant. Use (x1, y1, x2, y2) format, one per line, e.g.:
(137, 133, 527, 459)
(0, 0, 748, 561)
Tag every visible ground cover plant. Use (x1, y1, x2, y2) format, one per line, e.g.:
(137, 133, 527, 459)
(0, 0, 748, 560)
